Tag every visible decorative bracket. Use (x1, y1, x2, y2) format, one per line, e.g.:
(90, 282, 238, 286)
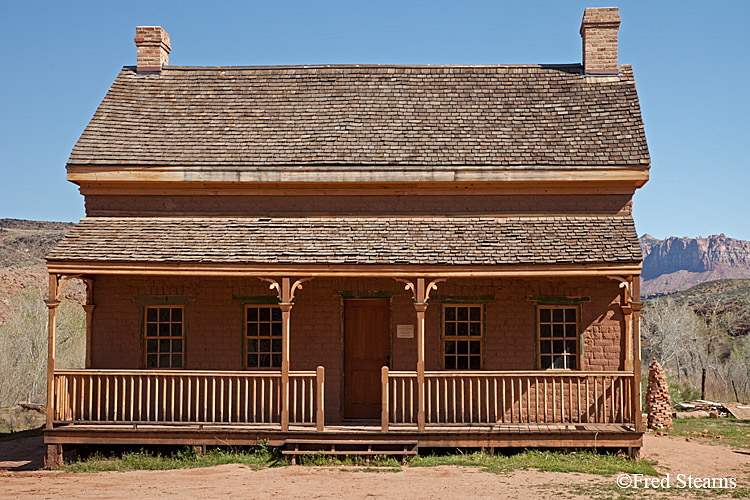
(259, 277, 313, 304)
(393, 277, 447, 304)
(607, 275, 632, 305)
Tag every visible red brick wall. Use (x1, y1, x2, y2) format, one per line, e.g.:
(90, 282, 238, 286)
(90, 275, 624, 422)
(84, 194, 634, 217)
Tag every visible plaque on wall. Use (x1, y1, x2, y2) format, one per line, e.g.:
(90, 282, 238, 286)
(396, 324, 414, 338)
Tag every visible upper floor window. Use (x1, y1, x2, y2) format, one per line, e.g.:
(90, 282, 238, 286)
(443, 305, 483, 370)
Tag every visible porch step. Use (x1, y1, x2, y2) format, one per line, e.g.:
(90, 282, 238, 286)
(282, 439, 418, 465)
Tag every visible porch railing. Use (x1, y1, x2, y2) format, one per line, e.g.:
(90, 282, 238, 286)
(383, 369, 636, 427)
(53, 368, 324, 429)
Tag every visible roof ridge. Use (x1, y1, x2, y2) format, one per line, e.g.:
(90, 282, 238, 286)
(132, 63, 584, 71)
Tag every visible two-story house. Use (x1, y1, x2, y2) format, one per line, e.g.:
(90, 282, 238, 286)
(43, 8, 649, 467)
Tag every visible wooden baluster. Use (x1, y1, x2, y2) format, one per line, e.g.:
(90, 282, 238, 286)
(534, 377, 539, 423)
(486, 378, 491, 424)
(220, 377, 224, 423)
(401, 378, 405, 424)
(460, 378, 466, 424)
(316, 367, 325, 432)
(72, 375, 77, 421)
(611, 377, 615, 423)
(427, 378, 432, 424)
(510, 377, 515, 423)
(493, 378, 498, 423)
(560, 377, 565, 424)
(293, 378, 298, 424)
(260, 378, 265, 423)
(105, 376, 110, 422)
(568, 377, 573, 424)
(268, 378, 274, 424)
(594, 377, 599, 423)
(162, 376, 168, 422)
(138, 376, 142, 422)
(585, 377, 590, 423)
(309, 377, 313, 423)
(391, 378, 396, 423)
(452, 378, 457, 424)
(227, 377, 232, 423)
(502, 378, 506, 424)
(526, 378, 531, 424)
(381, 367, 389, 432)
(468, 377, 473, 423)
(236, 377, 241, 423)
(243, 377, 248, 423)
(518, 377, 523, 423)
(409, 378, 414, 424)
(576, 378, 581, 423)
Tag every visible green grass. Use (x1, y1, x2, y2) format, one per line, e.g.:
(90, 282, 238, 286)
(667, 417, 750, 450)
(297, 453, 401, 467)
(62, 446, 278, 473)
(410, 449, 659, 476)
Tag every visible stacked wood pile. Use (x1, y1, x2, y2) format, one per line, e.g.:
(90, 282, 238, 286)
(646, 358, 672, 429)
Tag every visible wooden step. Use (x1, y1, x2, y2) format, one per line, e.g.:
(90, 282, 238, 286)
(282, 438, 418, 465)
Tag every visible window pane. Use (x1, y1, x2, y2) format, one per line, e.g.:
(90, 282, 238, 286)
(540, 355, 552, 369)
(445, 322, 456, 336)
(457, 341, 468, 354)
(171, 323, 182, 337)
(159, 323, 170, 337)
(456, 323, 468, 336)
(247, 308, 258, 322)
(539, 324, 551, 338)
(565, 340, 576, 354)
(146, 308, 157, 322)
(540, 340, 551, 354)
(146, 323, 158, 337)
(553, 340, 564, 354)
(159, 339, 170, 352)
(147, 339, 158, 353)
(259, 323, 270, 336)
(444, 341, 455, 355)
(272, 339, 281, 353)
(470, 307, 481, 321)
(259, 308, 270, 321)
(552, 309, 563, 322)
(159, 308, 170, 322)
(457, 307, 468, 321)
(171, 354, 182, 368)
(565, 324, 576, 338)
(565, 308, 576, 323)
(247, 339, 257, 353)
(259, 353, 270, 367)
(271, 323, 281, 336)
(172, 339, 183, 353)
(567, 356, 577, 370)
(247, 354, 258, 367)
(457, 357, 468, 370)
(445, 307, 456, 321)
(539, 308, 550, 323)
(469, 323, 481, 336)
(469, 340, 480, 355)
(552, 324, 564, 337)
(171, 308, 182, 322)
(247, 323, 258, 337)
(552, 355, 565, 369)
(445, 356, 456, 369)
(272, 354, 282, 367)
(271, 308, 281, 322)
(159, 354, 170, 367)
(260, 339, 271, 353)
(469, 356, 481, 370)
(146, 354, 158, 368)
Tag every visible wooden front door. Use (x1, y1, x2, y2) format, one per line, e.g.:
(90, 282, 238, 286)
(344, 299, 390, 419)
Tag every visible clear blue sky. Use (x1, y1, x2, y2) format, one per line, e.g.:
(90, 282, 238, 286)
(1, 0, 748, 240)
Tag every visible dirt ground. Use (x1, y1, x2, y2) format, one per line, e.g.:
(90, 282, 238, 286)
(0, 434, 748, 500)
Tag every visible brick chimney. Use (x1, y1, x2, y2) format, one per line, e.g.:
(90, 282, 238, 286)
(134, 26, 171, 73)
(580, 7, 621, 75)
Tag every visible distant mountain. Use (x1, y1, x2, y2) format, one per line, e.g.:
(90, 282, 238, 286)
(640, 234, 750, 297)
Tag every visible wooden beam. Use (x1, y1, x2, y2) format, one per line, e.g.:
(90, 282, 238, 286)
(280, 278, 292, 432)
(631, 275, 643, 431)
(381, 366, 389, 432)
(47, 260, 643, 278)
(83, 278, 94, 369)
(316, 366, 325, 432)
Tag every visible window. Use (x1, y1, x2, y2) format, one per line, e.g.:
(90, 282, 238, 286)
(443, 305, 482, 370)
(538, 306, 578, 370)
(144, 305, 184, 369)
(245, 305, 282, 368)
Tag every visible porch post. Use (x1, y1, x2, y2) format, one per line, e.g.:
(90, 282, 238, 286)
(631, 276, 644, 431)
(83, 278, 94, 369)
(280, 277, 292, 432)
(45, 274, 60, 429)
(621, 305, 633, 371)
(415, 278, 426, 431)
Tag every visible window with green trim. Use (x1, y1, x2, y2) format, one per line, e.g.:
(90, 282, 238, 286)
(538, 306, 578, 370)
(245, 305, 282, 368)
(144, 305, 184, 369)
(443, 305, 483, 370)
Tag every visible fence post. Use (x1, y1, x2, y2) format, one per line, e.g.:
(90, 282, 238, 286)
(316, 366, 325, 432)
(381, 366, 389, 432)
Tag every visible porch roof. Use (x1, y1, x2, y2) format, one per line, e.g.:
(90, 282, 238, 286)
(46, 216, 641, 267)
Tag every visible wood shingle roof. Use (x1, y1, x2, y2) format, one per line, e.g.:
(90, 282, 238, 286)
(68, 64, 649, 168)
(47, 216, 642, 266)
